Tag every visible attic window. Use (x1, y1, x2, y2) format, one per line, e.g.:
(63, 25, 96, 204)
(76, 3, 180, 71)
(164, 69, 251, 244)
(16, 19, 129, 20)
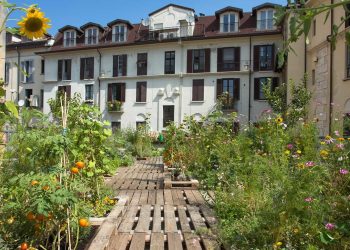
(112, 25, 127, 42)
(220, 13, 238, 32)
(85, 28, 98, 45)
(64, 30, 76, 47)
(257, 9, 274, 30)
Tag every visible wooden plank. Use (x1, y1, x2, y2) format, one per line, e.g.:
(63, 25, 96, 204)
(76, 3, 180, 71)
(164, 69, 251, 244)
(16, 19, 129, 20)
(156, 190, 164, 205)
(177, 205, 192, 233)
(183, 233, 202, 250)
(187, 206, 207, 231)
(164, 204, 177, 233)
(148, 190, 156, 205)
(192, 190, 206, 205)
(139, 189, 149, 205)
(164, 190, 173, 205)
(152, 205, 162, 233)
(129, 233, 146, 250)
(171, 190, 180, 205)
(184, 190, 197, 205)
(150, 232, 165, 250)
(200, 205, 217, 230)
(176, 190, 186, 205)
(202, 237, 220, 250)
(107, 232, 130, 250)
(135, 205, 152, 233)
(167, 233, 183, 250)
(130, 190, 142, 206)
(118, 206, 139, 233)
(129, 172, 143, 189)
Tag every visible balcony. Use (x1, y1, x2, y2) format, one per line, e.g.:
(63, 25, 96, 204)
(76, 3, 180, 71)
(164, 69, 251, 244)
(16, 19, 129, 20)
(256, 19, 275, 31)
(219, 22, 239, 33)
(137, 24, 205, 42)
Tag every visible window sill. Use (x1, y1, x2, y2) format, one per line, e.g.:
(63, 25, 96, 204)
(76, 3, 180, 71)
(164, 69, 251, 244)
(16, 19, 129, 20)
(21, 82, 34, 84)
(254, 99, 268, 102)
(135, 102, 147, 104)
(343, 78, 350, 82)
(61, 80, 72, 82)
(191, 101, 204, 103)
(82, 79, 95, 81)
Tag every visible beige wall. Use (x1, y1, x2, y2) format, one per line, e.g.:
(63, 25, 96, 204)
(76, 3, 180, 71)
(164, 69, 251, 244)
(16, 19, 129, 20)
(0, 5, 5, 82)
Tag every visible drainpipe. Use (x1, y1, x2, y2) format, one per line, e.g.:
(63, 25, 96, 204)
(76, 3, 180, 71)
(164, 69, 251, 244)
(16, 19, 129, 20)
(15, 46, 20, 102)
(178, 39, 184, 125)
(248, 36, 252, 122)
(97, 48, 102, 111)
(329, 0, 334, 134)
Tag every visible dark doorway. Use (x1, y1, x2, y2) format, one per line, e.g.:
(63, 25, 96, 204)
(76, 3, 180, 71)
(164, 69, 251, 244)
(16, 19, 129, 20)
(25, 89, 33, 107)
(163, 105, 174, 128)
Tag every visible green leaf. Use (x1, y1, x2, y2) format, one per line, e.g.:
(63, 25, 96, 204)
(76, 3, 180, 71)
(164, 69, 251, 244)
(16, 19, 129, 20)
(303, 17, 312, 36)
(5, 101, 18, 118)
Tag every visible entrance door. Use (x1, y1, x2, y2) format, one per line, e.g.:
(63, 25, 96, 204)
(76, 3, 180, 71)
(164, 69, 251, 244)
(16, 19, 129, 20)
(163, 105, 174, 128)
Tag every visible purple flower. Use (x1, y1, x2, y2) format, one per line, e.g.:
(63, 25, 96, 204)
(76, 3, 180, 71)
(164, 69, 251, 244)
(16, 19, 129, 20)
(304, 197, 313, 202)
(287, 144, 294, 150)
(339, 169, 349, 175)
(305, 161, 315, 167)
(335, 130, 340, 136)
(325, 223, 335, 231)
(336, 144, 344, 150)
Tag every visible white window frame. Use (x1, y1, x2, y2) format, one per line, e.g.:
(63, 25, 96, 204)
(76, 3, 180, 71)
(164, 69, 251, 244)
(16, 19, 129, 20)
(220, 12, 238, 33)
(64, 30, 76, 47)
(20, 60, 34, 83)
(257, 9, 275, 30)
(85, 28, 98, 45)
(112, 25, 127, 43)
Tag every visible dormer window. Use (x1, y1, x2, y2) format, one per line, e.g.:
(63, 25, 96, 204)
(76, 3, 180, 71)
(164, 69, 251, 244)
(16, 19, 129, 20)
(64, 31, 76, 47)
(113, 25, 127, 42)
(221, 13, 238, 32)
(258, 9, 274, 30)
(85, 28, 98, 45)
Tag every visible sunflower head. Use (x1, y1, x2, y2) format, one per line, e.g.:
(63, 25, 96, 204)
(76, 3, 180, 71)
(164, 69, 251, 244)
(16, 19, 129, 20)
(18, 7, 51, 39)
(275, 117, 283, 124)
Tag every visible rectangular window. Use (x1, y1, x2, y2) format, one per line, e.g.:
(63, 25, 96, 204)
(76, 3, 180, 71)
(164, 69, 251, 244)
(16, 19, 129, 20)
(258, 9, 274, 30)
(217, 78, 240, 110)
(108, 83, 126, 102)
(41, 59, 45, 74)
(154, 23, 164, 30)
(64, 31, 76, 47)
(58, 85, 71, 99)
(4, 62, 10, 84)
(136, 81, 147, 103)
(217, 47, 240, 71)
(222, 13, 237, 32)
(111, 122, 121, 132)
(347, 45, 350, 78)
(58, 59, 72, 81)
(193, 49, 205, 72)
(192, 79, 204, 101)
(113, 25, 126, 42)
(254, 77, 279, 100)
(86, 28, 98, 45)
(137, 53, 147, 76)
(20, 60, 34, 83)
(312, 69, 316, 85)
(80, 57, 94, 80)
(85, 84, 94, 101)
(113, 55, 127, 77)
(25, 89, 33, 107)
(254, 45, 274, 71)
(164, 51, 175, 74)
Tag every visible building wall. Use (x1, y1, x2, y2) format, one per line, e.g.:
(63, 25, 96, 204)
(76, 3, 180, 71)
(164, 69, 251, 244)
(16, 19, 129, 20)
(0, 5, 5, 83)
(43, 35, 282, 131)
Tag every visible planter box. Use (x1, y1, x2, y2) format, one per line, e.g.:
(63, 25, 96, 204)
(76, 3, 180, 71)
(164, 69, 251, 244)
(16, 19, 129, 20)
(86, 196, 129, 250)
(163, 172, 199, 189)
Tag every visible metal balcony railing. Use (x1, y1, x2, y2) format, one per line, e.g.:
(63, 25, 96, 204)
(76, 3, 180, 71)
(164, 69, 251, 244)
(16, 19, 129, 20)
(256, 19, 275, 31)
(219, 22, 239, 33)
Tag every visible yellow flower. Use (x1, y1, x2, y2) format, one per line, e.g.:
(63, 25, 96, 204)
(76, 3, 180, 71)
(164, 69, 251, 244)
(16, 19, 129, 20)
(293, 228, 299, 234)
(18, 6, 51, 39)
(320, 150, 329, 159)
(297, 163, 305, 169)
(297, 150, 302, 154)
(276, 242, 283, 246)
(325, 135, 332, 140)
(320, 141, 326, 145)
(338, 137, 345, 142)
(285, 150, 290, 155)
(276, 117, 283, 124)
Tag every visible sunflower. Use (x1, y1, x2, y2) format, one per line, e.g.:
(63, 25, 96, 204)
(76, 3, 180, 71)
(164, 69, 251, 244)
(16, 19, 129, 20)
(275, 117, 283, 124)
(18, 7, 51, 39)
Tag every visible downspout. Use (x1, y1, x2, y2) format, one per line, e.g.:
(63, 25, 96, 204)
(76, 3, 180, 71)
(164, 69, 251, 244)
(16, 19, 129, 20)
(15, 46, 20, 102)
(329, 0, 334, 134)
(97, 48, 102, 111)
(179, 39, 183, 125)
(248, 36, 252, 122)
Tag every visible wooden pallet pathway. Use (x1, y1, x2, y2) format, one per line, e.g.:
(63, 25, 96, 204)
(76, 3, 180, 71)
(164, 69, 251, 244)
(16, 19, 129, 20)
(91, 157, 220, 250)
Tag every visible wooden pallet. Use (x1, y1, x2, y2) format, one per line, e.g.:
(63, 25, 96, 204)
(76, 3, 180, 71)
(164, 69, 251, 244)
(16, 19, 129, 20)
(163, 173, 199, 190)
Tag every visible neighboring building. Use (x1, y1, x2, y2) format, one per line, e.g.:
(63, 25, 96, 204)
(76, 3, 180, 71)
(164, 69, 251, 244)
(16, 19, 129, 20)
(4, 33, 52, 108)
(38, 3, 283, 131)
(285, 0, 350, 136)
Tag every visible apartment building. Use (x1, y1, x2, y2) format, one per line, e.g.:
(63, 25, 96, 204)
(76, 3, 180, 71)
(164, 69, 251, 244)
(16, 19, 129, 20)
(285, 0, 350, 136)
(37, 3, 283, 131)
(4, 33, 52, 108)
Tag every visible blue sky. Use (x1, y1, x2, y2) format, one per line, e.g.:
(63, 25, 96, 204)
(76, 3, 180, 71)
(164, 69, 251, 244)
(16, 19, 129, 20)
(7, 0, 285, 35)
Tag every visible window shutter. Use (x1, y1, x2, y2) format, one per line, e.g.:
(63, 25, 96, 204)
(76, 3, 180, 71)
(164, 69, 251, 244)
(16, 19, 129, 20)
(112, 56, 118, 77)
(271, 44, 275, 72)
(66, 85, 71, 99)
(253, 46, 260, 71)
(272, 77, 279, 91)
(58, 60, 63, 81)
(187, 50, 193, 73)
(107, 84, 113, 102)
(198, 80, 204, 101)
(141, 82, 147, 102)
(205, 48, 211, 72)
(120, 83, 126, 102)
(234, 79, 240, 100)
(80, 58, 85, 80)
(122, 54, 127, 76)
(88, 58, 94, 79)
(192, 80, 198, 101)
(67, 60, 72, 80)
(217, 48, 223, 72)
(20, 62, 25, 82)
(234, 47, 241, 71)
(254, 78, 260, 100)
(216, 79, 223, 99)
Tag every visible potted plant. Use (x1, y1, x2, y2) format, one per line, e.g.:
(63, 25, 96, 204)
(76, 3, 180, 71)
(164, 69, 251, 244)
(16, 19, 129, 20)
(107, 100, 123, 112)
